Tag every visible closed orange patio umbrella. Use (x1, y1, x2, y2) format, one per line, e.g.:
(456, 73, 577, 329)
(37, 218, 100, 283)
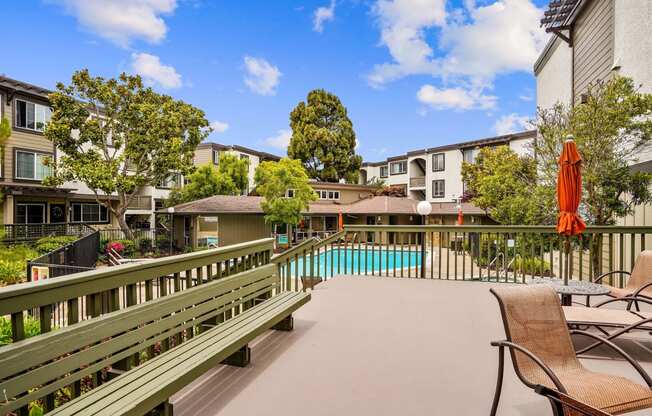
(338, 212, 344, 231)
(557, 136, 586, 287)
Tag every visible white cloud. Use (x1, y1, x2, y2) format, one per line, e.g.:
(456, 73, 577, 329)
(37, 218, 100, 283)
(417, 84, 496, 111)
(265, 129, 292, 150)
(313, 0, 336, 33)
(131, 52, 182, 88)
(52, 0, 177, 48)
(493, 113, 531, 135)
(519, 89, 534, 101)
(243, 56, 282, 96)
(369, 0, 548, 110)
(210, 120, 229, 134)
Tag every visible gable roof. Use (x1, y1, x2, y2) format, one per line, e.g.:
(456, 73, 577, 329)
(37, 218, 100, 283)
(163, 195, 486, 217)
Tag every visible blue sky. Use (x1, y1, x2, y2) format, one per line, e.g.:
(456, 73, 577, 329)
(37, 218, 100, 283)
(1, 0, 549, 161)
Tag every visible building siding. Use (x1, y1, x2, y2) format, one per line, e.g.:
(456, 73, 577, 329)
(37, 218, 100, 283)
(218, 214, 271, 247)
(573, 0, 615, 100)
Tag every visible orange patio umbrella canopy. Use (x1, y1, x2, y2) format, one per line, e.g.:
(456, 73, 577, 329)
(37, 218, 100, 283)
(557, 137, 586, 236)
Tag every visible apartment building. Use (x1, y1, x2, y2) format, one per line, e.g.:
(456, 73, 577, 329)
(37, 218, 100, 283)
(0, 75, 279, 228)
(360, 130, 535, 203)
(194, 142, 280, 195)
(536, 0, 651, 110)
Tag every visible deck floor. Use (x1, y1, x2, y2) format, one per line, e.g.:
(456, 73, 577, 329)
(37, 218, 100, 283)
(171, 276, 652, 416)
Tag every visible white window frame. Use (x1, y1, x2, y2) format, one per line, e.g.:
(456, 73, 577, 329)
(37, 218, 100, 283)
(15, 98, 51, 132)
(212, 150, 220, 164)
(379, 166, 388, 178)
(70, 202, 109, 224)
(390, 160, 407, 175)
(285, 189, 295, 198)
(432, 179, 445, 198)
(432, 153, 445, 172)
(15, 150, 52, 180)
(315, 190, 340, 200)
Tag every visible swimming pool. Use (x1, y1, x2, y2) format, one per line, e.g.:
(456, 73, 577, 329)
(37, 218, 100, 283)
(283, 247, 422, 278)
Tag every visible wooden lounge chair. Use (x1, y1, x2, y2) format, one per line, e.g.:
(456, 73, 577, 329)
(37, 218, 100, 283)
(592, 250, 652, 305)
(563, 296, 652, 355)
(490, 285, 652, 416)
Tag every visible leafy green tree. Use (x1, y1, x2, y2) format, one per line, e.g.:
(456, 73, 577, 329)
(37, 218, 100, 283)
(0, 116, 11, 203)
(535, 76, 652, 275)
(44, 70, 210, 236)
(288, 89, 362, 183)
(216, 153, 250, 193)
(166, 154, 249, 206)
(254, 158, 317, 238)
(461, 146, 556, 225)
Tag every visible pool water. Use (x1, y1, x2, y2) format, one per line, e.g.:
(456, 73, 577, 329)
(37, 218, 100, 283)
(285, 247, 422, 278)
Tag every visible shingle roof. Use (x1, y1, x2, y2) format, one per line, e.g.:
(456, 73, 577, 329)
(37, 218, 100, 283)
(163, 195, 486, 217)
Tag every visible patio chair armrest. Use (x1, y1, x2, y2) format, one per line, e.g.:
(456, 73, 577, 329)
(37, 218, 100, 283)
(593, 295, 652, 309)
(632, 281, 652, 298)
(592, 270, 630, 284)
(490, 340, 567, 393)
(570, 330, 652, 388)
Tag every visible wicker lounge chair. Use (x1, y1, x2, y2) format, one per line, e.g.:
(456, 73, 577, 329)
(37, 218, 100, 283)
(490, 285, 652, 416)
(535, 385, 611, 416)
(563, 296, 652, 355)
(592, 250, 652, 305)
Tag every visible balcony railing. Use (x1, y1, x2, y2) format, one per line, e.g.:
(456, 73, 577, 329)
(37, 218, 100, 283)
(409, 176, 426, 187)
(1, 223, 95, 242)
(126, 195, 153, 210)
(275, 225, 652, 289)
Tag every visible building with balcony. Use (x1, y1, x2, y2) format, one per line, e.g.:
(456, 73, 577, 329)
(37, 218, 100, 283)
(360, 130, 535, 203)
(0, 75, 280, 230)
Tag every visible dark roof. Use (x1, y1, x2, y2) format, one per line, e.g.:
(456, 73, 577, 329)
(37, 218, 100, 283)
(163, 195, 486, 217)
(0, 75, 53, 100)
(362, 130, 536, 167)
(630, 160, 652, 174)
(197, 142, 281, 161)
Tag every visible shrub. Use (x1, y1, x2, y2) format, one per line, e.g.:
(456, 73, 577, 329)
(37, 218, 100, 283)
(513, 256, 552, 276)
(155, 235, 172, 251)
(34, 236, 78, 254)
(0, 260, 26, 285)
(110, 239, 136, 258)
(135, 237, 153, 253)
(0, 314, 41, 345)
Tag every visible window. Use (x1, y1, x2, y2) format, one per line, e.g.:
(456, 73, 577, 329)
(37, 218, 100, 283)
(71, 203, 109, 223)
(240, 154, 249, 160)
(463, 149, 475, 164)
(432, 180, 445, 198)
(432, 153, 445, 172)
(285, 189, 295, 198)
(380, 166, 388, 178)
(15, 99, 51, 132)
(15, 151, 52, 180)
(315, 190, 340, 200)
(16, 203, 45, 224)
(390, 160, 407, 175)
(157, 173, 182, 188)
(212, 150, 220, 164)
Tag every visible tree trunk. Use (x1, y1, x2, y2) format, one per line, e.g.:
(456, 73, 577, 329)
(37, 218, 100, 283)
(590, 234, 603, 281)
(116, 208, 134, 240)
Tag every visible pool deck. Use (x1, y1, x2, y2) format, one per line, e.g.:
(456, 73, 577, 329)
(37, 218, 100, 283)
(171, 276, 652, 416)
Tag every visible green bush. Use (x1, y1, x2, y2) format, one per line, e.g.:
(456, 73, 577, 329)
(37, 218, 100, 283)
(0, 260, 27, 285)
(155, 235, 172, 251)
(0, 314, 41, 345)
(114, 239, 136, 258)
(513, 256, 552, 276)
(135, 237, 153, 253)
(34, 236, 78, 254)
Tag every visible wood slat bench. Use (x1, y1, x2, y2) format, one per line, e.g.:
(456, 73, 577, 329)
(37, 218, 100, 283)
(0, 264, 309, 416)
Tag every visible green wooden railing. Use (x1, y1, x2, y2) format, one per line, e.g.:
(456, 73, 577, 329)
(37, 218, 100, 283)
(0, 238, 273, 345)
(275, 225, 652, 289)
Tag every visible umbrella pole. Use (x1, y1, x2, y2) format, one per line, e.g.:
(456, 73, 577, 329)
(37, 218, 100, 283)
(564, 236, 570, 286)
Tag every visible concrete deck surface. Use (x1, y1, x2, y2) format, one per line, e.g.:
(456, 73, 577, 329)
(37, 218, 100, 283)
(171, 276, 652, 416)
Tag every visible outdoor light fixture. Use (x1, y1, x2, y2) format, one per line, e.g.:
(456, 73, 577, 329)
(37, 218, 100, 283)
(416, 200, 432, 217)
